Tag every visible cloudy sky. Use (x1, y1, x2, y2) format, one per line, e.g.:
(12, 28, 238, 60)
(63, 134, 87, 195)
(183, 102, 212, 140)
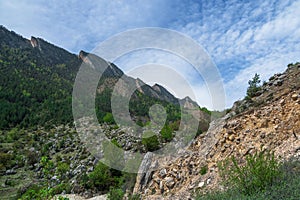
(1, 0, 300, 110)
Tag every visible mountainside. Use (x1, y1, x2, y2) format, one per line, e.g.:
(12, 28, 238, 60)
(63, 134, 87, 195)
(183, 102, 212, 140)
(136, 63, 300, 199)
(0, 26, 210, 130)
(0, 26, 80, 128)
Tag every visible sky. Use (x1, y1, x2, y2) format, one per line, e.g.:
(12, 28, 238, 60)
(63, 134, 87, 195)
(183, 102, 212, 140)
(1, 0, 300, 110)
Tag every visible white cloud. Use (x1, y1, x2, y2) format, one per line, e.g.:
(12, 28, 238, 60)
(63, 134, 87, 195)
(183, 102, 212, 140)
(1, 0, 299, 109)
(177, 0, 300, 107)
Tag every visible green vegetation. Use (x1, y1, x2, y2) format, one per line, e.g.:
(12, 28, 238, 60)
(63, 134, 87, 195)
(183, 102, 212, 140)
(246, 73, 262, 98)
(218, 150, 281, 195)
(103, 112, 115, 124)
(0, 27, 185, 130)
(19, 183, 71, 200)
(108, 187, 125, 200)
(200, 165, 208, 175)
(195, 152, 300, 200)
(56, 162, 70, 179)
(20, 185, 53, 200)
(160, 125, 173, 142)
(200, 107, 212, 115)
(142, 131, 160, 152)
(40, 156, 55, 177)
(83, 162, 114, 190)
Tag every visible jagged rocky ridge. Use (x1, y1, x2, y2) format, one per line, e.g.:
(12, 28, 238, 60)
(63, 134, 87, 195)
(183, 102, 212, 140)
(0, 25, 209, 130)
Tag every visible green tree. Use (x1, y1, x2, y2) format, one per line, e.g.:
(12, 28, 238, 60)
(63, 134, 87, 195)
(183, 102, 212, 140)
(246, 73, 261, 98)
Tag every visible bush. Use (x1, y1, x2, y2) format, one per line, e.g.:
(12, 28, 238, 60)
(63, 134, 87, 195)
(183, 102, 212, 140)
(40, 156, 54, 176)
(0, 152, 13, 168)
(103, 112, 115, 124)
(196, 157, 300, 200)
(87, 162, 112, 190)
(56, 162, 70, 179)
(160, 125, 173, 142)
(218, 150, 282, 195)
(20, 185, 53, 200)
(26, 150, 38, 166)
(108, 187, 124, 200)
(200, 165, 208, 175)
(142, 131, 160, 152)
(51, 183, 72, 196)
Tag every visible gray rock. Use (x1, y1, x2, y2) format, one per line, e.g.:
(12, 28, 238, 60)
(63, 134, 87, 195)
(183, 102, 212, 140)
(159, 168, 167, 178)
(165, 177, 175, 188)
(133, 152, 154, 193)
(198, 181, 205, 188)
(274, 79, 283, 86)
(5, 169, 16, 175)
(51, 175, 59, 181)
(207, 178, 211, 184)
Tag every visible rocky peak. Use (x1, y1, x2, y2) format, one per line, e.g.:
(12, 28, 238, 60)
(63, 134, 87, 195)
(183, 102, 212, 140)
(0, 26, 31, 48)
(152, 84, 179, 104)
(78, 50, 92, 65)
(179, 96, 199, 109)
(30, 36, 38, 48)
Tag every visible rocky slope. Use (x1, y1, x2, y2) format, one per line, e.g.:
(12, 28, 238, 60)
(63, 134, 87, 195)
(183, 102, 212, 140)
(135, 63, 300, 199)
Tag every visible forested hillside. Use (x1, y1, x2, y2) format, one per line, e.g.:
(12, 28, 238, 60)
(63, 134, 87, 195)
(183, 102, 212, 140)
(0, 26, 205, 130)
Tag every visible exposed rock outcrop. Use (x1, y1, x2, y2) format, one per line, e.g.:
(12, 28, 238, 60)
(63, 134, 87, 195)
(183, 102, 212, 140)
(137, 63, 300, 199)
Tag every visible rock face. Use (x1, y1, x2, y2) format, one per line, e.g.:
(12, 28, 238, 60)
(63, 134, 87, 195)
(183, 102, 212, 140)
(152, 84, 179, 104)
(133, 152, 155, 194)
(179, 96, 199, 109)
(137, 63, 300, 199)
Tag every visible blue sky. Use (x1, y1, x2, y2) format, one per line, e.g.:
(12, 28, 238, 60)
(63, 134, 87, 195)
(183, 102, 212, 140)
(1, 0, 300, 109)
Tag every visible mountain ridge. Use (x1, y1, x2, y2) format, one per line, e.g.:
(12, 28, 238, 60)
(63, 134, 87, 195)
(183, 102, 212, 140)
(0, 25, 209, 130)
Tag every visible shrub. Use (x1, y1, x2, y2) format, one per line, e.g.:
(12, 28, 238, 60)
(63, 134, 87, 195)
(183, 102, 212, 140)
(85, 162, 117, 191)
(195, 158, 300, 200)
(108, 187, 124, 200)
(0, 152, 13, 168)
(57, 196, 70, 200)
(200, 165, 208, 175)
(40, 156, 54, 177)
(20, 185, 53, 200)
(26, 150, 38, 166)
(51, 183, 72, 196)
(7, 128, 19, 142)
(103, 112, 115, 124)
(142, 131, 160, 152)
(160, 125, 173, 142)
(56, 162, 70, 179)
(218, 150, 282, 195)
